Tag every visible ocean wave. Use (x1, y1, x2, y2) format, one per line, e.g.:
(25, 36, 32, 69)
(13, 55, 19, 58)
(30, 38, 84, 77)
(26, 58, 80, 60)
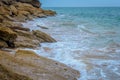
(77, 25, 95, 34)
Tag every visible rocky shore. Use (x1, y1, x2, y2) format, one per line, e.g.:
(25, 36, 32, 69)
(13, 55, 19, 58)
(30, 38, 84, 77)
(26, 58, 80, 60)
(0, 0, 80, 80)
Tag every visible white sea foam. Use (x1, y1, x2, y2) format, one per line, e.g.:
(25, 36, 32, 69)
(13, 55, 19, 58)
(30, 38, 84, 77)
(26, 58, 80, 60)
(23, 8, 120, 80)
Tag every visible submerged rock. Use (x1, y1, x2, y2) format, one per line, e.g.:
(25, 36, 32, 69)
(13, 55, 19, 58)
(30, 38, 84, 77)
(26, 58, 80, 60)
(37, 25, 49, 29)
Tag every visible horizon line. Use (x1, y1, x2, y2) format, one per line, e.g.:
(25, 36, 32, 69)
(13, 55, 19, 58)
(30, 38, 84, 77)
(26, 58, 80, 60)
(42, 6, 120, 8)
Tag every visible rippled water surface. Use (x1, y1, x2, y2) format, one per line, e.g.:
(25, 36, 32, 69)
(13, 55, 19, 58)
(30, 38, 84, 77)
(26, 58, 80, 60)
(23, 7, 120, 80)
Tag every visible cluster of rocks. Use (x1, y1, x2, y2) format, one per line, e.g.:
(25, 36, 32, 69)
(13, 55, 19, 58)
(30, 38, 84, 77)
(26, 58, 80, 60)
(0, 0, 56, 48)
(0, 1, 80, 80)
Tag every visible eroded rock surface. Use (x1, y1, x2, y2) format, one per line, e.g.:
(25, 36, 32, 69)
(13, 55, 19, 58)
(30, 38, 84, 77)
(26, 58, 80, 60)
(0, 50, 80, 80)
(0, 0, 80, 80)
(0, 0, 56, 48)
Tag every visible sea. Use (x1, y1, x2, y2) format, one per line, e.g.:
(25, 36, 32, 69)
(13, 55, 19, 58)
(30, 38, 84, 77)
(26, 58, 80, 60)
(23, 7, 120, 80)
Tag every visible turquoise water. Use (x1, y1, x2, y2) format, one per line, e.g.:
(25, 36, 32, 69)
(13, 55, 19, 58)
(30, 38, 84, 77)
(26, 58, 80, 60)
(23, 7, 120, 80)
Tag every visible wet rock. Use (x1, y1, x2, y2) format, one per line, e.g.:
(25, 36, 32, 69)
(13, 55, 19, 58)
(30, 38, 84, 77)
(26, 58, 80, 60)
(14, 49, 80, 80)
(43, 47, 52, 52)
(32, 30, 56, 43)
(37, 25, 49, 29)
(43, 10, 56, 16)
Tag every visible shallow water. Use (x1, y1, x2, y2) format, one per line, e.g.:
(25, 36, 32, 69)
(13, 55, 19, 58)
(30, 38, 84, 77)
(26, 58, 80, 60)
(23, 7, 120, 80)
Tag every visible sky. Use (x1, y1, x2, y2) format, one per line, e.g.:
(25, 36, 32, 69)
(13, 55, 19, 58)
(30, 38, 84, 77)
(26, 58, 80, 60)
(40, 0, 120, 7)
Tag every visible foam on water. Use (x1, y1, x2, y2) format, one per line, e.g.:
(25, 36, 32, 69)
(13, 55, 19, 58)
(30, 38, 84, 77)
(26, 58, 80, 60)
(23, 7, 120, 80)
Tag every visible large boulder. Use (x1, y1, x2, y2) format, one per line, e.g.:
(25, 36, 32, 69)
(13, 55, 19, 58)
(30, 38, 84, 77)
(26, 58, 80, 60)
(14, 50, 80, 80)
(32, 30, 56, 43)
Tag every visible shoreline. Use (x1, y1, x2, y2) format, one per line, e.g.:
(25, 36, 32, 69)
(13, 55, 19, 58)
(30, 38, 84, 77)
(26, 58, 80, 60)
(0, 0, 80, 80)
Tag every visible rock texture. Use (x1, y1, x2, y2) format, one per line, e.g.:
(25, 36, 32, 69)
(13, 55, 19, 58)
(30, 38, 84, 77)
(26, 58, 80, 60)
(0, 64, 32, 80)
(0, 0, 80, 80)
(0, 0, 56, 48)
(33, 30, 57, 42)
(0, 50, 80, 80)
(17, 0, 41, 8)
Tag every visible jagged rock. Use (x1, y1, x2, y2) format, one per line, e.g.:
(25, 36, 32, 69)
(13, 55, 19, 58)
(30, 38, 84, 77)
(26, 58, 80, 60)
(17, 0, 41, 8)
(0, 26, 17, 47)
(14, 30, 40, 48)
(1, 21, 30, 31)
(32, 30, 56, 43)
(43, 10, 56, 16)
(8, 26, 30, 31)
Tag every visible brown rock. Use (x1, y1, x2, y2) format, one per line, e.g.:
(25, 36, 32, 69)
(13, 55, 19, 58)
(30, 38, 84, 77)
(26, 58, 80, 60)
(17, 0, 41, 8)
(14, 14, 27, 22)
(0, 64, 32, 80)
(0, 26, 17, 48)
(15, 50, 80, 80)
(0, 39, 8, 48)
(10, 5, 18, 15)
(43, 10, 56, 16)
(18, 11, 30, 16)
(32, 30, 56, 43)
(3, 15, 14, 21)
(14, 30, 40, 48)
(0, 15, 4, 22)
(0, 26, 17, 42)
(0, 6, 10, 15)
(1, 0, 16, 5)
